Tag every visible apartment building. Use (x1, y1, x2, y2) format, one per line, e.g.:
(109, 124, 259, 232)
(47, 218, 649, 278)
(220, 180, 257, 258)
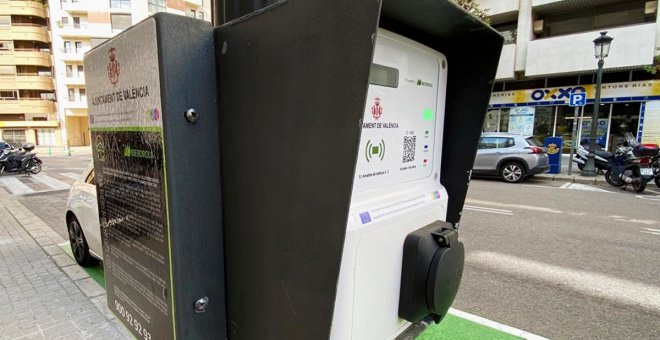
(479, 0, 660, 152)
(48, 0, 211, 147)
(0, 0, 56, 147)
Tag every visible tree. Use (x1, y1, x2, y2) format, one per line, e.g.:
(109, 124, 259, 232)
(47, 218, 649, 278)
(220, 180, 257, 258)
(452, 0, 491, 24)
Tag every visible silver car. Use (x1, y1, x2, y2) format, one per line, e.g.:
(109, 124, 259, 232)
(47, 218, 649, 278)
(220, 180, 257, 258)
(472, 132, 549, 183)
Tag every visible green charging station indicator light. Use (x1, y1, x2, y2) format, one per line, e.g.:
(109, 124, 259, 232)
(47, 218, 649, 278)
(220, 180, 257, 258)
(423, 109, 434, 121)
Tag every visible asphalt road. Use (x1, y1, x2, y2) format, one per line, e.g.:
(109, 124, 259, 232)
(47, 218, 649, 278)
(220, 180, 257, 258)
(3, 155, 659, 339)
(455, 178, 660, 339)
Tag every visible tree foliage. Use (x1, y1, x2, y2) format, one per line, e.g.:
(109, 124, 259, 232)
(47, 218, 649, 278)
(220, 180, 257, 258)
(452, 0, 491, 24)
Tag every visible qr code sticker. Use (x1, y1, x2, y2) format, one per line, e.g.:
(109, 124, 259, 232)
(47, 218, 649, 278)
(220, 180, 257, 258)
(403, 136, 416, 163)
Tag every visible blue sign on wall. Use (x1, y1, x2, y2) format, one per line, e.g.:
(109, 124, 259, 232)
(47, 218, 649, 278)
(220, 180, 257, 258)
(544, 137, 563, 174)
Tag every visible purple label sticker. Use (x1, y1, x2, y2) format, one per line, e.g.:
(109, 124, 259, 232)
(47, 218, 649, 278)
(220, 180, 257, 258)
(359, 212, 372, 224)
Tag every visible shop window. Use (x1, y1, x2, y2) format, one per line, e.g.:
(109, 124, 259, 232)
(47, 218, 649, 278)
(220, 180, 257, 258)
(2, 130, 27, 147)
(111, 14, 132, 33)
(483, 110, 500, 132)
(533, 106, 555, 142)
(37, 129, 56, 146)
(499, 108, 511, 132)
(609, 102, 640, 150)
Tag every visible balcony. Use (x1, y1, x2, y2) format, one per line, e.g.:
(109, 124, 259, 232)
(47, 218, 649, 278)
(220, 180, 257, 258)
(62, 100, 87, 110)
(525, 23, 657, 77)
(0, 50, 51, 67)
(61, 0, 88, 13)
(0, 99, 55, 115)
(0, 0, 47, 18)
(60, 51, 84, 62)
(57, 23, 114, 39)
(0, 24, 50, 43)
(0, 120, 59, 128)
(495, 44, 516, 80)
(0, 75, 55, 91)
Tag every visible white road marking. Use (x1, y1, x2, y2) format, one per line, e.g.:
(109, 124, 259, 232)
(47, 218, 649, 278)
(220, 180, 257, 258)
(467, 251, 660, 312)
(641, 228, 660, 236)
(464, 205, 513, 216)
(635, 195, 660, 201)
(465, 198, 563, 214)
(30, 174, 71, 190)
(614, 218, 657, 225)
(61, 172, 82, 180)
(560, 182, 611, 192)
(0, 177, 34, 194)
(448, 308, 549, 340)
(645, 188, 660, 194)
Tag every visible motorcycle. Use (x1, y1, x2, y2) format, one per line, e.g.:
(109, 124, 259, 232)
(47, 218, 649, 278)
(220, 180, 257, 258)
(652, 154, 660, 188)
(604, 133, 659, 193)
(572, 141, 612, 173)
(0, 143, 42, 175)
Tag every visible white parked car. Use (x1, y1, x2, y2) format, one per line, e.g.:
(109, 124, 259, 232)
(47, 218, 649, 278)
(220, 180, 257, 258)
(65, 161, 102, 266)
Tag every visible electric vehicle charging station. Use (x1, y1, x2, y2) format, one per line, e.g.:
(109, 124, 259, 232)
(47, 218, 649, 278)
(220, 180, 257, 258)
(84, 0, 502, 339)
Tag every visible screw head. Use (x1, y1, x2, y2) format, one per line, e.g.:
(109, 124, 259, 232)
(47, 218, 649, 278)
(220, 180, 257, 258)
(185, 108, 199, 123)
(194, 296, 209, 313)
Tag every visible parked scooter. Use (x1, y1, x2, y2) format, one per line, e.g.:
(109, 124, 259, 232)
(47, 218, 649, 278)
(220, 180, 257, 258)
(604, 133, 659, 193)
(0, 143, 42, 175)
(652, 154, 660, 188)
(573, 140, 612, 173)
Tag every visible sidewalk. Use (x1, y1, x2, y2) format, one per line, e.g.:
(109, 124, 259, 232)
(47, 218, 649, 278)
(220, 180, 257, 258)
(0, 190, 131, 339)
(33, 147, 92, 157)
(532, 155, 606, 185)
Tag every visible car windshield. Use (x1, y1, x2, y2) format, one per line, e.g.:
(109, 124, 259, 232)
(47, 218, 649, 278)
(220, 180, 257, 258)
(525, 137, 543, 147)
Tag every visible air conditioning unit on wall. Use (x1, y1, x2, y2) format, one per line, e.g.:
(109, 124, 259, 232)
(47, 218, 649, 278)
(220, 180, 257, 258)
(645, 1, 657, 14)
(533, 19, 545, 34)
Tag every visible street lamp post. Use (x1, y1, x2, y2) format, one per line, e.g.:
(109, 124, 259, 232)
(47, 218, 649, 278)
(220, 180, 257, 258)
(583, 31, 613, 177)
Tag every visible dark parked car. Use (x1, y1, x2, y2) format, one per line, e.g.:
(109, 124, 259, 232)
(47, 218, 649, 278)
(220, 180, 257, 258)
(472, 132, 549, 183)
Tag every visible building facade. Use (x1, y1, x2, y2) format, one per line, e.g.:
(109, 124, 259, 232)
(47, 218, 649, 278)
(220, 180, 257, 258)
(48, 0, 211, 147)
(0, 0, 57, 147)
(479, 0, 660, 152)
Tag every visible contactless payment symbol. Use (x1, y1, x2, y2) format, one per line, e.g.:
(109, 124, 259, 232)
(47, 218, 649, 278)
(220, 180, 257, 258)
(365, 139, 385, 162)
(371, 97, 383, 120)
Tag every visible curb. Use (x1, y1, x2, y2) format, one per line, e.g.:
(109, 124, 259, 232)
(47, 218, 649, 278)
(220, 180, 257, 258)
(532, 174, 606, 185)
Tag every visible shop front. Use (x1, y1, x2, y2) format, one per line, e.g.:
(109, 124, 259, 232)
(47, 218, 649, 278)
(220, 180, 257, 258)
(487, 80, 660, 152)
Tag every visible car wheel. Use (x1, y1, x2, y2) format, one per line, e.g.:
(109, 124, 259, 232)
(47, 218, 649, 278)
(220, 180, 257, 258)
(67, 215, 99, 267)
(500, 162, 526, 183)
(577, 163, 585, 171)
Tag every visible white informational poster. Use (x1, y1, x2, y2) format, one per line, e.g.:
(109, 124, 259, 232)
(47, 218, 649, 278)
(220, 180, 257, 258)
(508, 106, 535, 136)
(642, 101, 660, 145)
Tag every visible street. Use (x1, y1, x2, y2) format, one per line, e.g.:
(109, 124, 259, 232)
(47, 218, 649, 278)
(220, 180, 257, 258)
(456, 178, 660, 339)
(1, 155, 659, 339)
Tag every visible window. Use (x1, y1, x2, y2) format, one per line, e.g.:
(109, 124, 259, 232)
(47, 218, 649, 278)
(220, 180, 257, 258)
(64, 41, 72, 53)
(68, 88, 75, 101)
(79, 88, 86, 101)
(111, 14, 132, 32)
(0, 41, 12, 51)
(110, 0, 131, 9)
(479, 137, 515, 149)
(75, 41, 83, 53)
(77, 65, 84, 77)
(0, 91, 17, 100)
(73, 17, 80, 29)
(85, 169, 95, 185)
(66, 65, 73, 77)
(36, 129, 56, 146)
(61, 17, 69, 25)
(368, 64, 399, 88)
(148, 0, 165, 14)
(0, 65, 16, 75)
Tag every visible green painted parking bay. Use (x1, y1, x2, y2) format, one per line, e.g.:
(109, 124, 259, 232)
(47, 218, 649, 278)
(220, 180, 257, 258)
(58, 243, 536, 339)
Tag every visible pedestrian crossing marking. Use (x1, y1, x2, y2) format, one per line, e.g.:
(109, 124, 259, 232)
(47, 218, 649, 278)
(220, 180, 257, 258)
(0, 177, 34, 195)
(30, 174, 71, 190)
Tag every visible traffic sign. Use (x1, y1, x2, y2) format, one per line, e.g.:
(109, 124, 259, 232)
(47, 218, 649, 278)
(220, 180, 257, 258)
(569, 93, 587, 107)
